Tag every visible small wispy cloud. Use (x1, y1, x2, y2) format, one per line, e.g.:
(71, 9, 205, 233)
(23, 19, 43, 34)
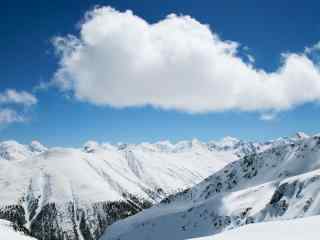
(0, 89, 37, 106)
(0, 89, 37, 125)
(247, 54, 255, 63)
(0, 108, 25, 124)
(32, 81, 54, 93)
(260, 112, 277, 121)
(305, 41, 320, 54)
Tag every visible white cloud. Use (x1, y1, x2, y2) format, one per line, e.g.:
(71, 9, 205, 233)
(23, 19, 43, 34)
(0, 109, 25, 124)
(260, 112, 277, 121)
(305, 41, 320, 53)
(0, 89, 37, 125)
(247, 54, 255, 63)
(0, 89, 37, 106)
(53, 7, 320, 114)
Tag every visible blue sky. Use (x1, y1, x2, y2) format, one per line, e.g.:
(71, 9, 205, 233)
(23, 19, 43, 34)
(0, 0, 320, 146)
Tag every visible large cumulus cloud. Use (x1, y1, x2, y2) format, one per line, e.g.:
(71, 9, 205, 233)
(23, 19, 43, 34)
(53, 7, 320, 114)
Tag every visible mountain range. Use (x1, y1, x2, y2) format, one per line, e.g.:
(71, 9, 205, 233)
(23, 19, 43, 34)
(0, 132, 315, 240)
(101, 132, 320, 240)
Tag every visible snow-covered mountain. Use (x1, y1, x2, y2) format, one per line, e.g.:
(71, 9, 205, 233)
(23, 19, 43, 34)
(191, 215, 320, 240)
(0, 137, 267, 240)
(0, 140, 47, 162)
(101, 133, 320, 240)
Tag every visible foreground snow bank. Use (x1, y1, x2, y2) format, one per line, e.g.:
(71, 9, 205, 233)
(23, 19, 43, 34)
(191, 215, 320, 240)
(0, 220, 35, 239)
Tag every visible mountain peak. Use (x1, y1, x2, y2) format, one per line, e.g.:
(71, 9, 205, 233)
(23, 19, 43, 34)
(83, 140, 99, 153)
(0, 140, 29, 161)
(220, 136, 240, 145)
(295, 132, 309, 139)
(29, 140, 47, 153)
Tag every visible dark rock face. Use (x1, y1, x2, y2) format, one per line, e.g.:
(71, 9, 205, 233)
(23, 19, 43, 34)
(0, 195, 152, 240)
(0, 204, 30, 235)
(0, 204, 26, 227)
(30, 203, 65, 240)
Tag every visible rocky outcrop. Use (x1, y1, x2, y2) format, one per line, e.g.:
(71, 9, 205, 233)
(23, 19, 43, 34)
(0, 195, 151, 240)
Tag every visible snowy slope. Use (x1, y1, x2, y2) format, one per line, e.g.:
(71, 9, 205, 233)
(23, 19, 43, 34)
(191, 215, 320, 240)
(101, 133, 320, 240)
(0, 220, 35, 240)
(0, 139, 242, 206)
(0, 137, 264, 240)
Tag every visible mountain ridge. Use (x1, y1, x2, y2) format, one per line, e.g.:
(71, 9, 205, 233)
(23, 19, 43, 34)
(0, 132, 313, 240)
(101, 133, 320, 240)
(0, 135, 266, 240)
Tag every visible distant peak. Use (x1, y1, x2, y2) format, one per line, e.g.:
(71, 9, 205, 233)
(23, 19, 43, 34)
(191, 138, 202, 145)
(0, 140, 31, 161)
(295, 132, 309, 139)
(155, 140, 173, 146)
(29, 140, 47, 153)
(83, 141, 99, 153)
(214, 136, 240, 147)
(221, 136, 240, 143)
(0, 140, 22, 147)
